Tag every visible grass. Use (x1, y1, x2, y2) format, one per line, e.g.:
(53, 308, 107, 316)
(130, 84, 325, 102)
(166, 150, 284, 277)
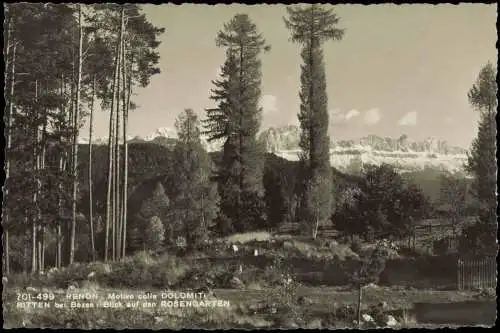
(224, 231, 272, 244)
(279, 238, 359, 261)
(3, 231, 495, 329)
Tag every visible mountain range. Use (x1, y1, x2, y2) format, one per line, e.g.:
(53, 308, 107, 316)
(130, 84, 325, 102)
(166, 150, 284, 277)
(79, 125, 469, 174)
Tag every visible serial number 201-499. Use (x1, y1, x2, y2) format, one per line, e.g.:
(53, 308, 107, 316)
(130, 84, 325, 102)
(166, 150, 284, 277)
(17, 293, 55, 301)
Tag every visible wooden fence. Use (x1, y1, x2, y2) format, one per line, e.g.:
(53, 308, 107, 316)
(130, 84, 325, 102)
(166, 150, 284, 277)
(457, 257, 497, 291)
(276, 223, 338, 238)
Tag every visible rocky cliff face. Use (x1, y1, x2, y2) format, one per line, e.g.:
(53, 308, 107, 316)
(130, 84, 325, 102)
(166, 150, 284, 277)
(334, 134, 467, 155)
(258, 126, 468, 174)
(258, 126, 467, 155)
(80, 125, 468, 174)
(258, 125, 301, 153)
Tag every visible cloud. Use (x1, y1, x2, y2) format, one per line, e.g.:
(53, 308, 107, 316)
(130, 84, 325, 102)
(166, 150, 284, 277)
(344, 109, 361, 121)
(398, 111, 418, 126)
(363, 108, 382, 125)
(260, 94, 278, 114)
(330, 109, 362, 126)
(329, 108, 344, 124)
(330, 108, 342, 116)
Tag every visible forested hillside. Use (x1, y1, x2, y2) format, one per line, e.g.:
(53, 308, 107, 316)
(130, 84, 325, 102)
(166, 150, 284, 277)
(77, 141, 362, 233)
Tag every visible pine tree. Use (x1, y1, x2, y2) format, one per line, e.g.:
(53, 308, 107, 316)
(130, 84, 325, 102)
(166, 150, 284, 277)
(284, 5, 344, 237)
(104, 6, 124, 262)
(144, 216, 165, 253)
(204, 14, 270, 234)
(98, 4, 164, 261)
(69, 3, 84, 265)
(172, 109, 219, 250)
(134, 182, 170, 251)
(463, 63, 497, 255)
(0, 4, 163, 271)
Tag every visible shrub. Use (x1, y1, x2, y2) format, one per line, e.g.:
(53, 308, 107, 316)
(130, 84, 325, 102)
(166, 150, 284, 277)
(265, 256, 304, 327)
(367, 304, 386, 327)
(334, 304, 356, 324)
(476, 287, 496, 299)
(349, 235, 363, 254)
(50, 264, 95, 289)
(106, 262, 154, 288)
(433, 238, 450, 255)
(145, 216, 165, 253)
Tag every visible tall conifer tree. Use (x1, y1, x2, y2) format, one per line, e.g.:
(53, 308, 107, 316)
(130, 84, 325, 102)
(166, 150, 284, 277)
(284, 5, 344, 237)
(204, 14, 270, 234)
(463, 63, 497, 255)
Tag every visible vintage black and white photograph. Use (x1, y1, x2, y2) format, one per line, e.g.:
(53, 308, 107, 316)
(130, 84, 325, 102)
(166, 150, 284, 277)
(2, 3, 497, 329)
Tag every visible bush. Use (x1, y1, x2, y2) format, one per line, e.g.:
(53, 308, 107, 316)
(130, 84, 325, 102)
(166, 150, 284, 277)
(334, 304, 356, 324)
(264, 256, 304, 327)
(433, 238, 450, 255)
(349, 235, 363, 254)
(367, 304, 386, 327)
(145, 216, 165, 253)
(106, 262, 154, 288)
(50, 264, 95, 289)
(7, 272, 50, 289)
(476, 287, 496, 299)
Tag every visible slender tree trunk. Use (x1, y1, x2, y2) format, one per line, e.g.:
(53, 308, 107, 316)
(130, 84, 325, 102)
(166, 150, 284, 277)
(106, 9, 123, 262)
(40, 81, 50, 270)
(23, 224, 28, 274)
(31, 80, 40, 274)
(41, 227, 45, 271)
(119, 28, 130, 260)
(122, 52, 132, 259)
(313, 206, 319, 240)
(114, 24, 123, 261)
(88, 76, 96, 261)
(237, 45, 244, 231)
(31, 223, 37, 274)
(70, 4, 84, 265)
(56, 74, 66, 269)
(201, 193, 205, 232)
(105, 99, 115, 264)
(37, 234, 42, 273)
(67, 21, 76, 267)
(39, 110, 47, 273)
(4, 29, 17, 276)
(113, 8, 125, 261)
(57, 154, 64, 269)
(357, 284, 363, 328)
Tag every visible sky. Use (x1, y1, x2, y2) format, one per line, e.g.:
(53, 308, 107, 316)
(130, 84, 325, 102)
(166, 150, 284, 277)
(84, 4, 497, 149)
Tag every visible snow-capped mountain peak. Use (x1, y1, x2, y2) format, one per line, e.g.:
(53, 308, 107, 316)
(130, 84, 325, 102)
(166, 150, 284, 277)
(144, 127, 178, 141)
(79, 124, 469, 174)
(258, 125, 469, 174)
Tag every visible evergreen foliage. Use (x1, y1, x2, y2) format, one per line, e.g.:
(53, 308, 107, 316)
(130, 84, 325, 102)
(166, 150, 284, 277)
(204, 14, 270, 234)
(284, 5, 344, 236)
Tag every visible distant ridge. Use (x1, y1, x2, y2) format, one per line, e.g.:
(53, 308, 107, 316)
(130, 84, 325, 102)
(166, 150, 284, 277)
(79, 125, 468, 174)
